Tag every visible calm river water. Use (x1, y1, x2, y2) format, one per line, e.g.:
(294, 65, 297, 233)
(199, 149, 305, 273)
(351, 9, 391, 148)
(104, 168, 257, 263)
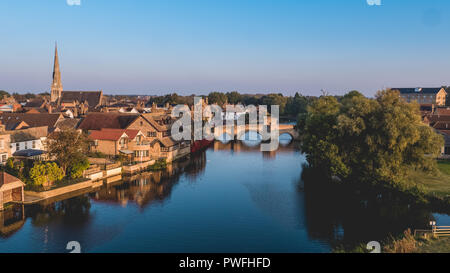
(0, 137, 449, 253)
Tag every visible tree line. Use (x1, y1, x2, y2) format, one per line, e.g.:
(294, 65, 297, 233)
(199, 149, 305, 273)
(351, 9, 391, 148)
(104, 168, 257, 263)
(147, 91, 318, 118)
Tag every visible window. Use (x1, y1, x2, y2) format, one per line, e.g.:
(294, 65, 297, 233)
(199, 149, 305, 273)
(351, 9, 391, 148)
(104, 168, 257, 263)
(32, 140, 36, 149)
(16, 143, 19, 151)
(136, 136, 142, 145)
(25, 142, 28, 150)
(119, 138, 127, 149)
(94, 140, 99, 146)
(0, 154, 6, 163)
(445, 147, 450, 155)
(148, 132, 157, 137)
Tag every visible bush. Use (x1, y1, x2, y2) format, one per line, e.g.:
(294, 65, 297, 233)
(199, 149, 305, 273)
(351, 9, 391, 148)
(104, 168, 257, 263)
(29, 162, 64, 188)
(384, 229, 417, 253)
(68, 157, 90, 179)
(148, 159, 167, 171)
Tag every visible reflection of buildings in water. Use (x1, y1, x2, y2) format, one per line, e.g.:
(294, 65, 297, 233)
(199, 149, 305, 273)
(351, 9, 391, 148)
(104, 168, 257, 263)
(214, 141, 297, 160)
(91, 157, 207, 208)
(184, 151, 207, 182)
(91, 151, 209, 208)
(0, 205, 25, 238)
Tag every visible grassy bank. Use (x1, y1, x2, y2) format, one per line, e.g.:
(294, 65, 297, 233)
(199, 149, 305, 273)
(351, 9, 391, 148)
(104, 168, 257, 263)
(336, 230, 450, 253)
(403, 161, 450, 199)
(416, 237, 450, 253)
(384, 230, 450, 253)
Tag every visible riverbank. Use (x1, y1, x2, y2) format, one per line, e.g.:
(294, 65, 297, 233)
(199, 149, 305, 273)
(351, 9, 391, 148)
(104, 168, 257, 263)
(403, 161, 450, 199)
(384, 230, 450, 253)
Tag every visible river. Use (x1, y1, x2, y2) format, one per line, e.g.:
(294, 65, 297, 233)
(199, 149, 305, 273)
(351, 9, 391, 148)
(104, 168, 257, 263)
(0, 136, 449, 253)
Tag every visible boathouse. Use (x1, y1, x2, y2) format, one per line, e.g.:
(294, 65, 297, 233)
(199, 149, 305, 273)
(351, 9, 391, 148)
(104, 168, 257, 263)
(0, 172, 25, 211)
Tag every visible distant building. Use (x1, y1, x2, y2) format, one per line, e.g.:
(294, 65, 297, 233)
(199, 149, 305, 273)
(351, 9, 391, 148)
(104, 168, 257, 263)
(50, 43, 104, 109)
(392, 87, 447, 106)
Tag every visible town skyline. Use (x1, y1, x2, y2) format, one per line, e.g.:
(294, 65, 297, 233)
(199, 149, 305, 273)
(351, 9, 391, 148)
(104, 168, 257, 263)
(2, 1, 450, 96)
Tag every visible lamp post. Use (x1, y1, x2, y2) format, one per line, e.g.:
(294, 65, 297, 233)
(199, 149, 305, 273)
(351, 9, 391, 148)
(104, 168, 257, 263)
(430, 221, 437, 235)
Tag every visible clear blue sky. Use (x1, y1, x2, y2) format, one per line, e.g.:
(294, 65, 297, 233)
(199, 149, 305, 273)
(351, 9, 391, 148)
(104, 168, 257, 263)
(1, 0, 450, 96)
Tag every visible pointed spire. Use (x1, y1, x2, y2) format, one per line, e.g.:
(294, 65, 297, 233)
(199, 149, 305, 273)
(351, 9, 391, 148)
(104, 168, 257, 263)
(51, 42, 63, 103)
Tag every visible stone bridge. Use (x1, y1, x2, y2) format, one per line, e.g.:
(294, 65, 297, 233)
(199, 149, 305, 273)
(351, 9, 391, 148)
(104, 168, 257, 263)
(218, 124, 299, 140)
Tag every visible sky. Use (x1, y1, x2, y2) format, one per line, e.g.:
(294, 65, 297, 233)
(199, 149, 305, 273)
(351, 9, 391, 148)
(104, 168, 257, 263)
(1, 0, 450, 97)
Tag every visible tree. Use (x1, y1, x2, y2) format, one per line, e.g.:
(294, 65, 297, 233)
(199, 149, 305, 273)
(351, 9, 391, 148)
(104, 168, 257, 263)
(0, 90, 10, 100)
(226, 91, 242, 105)
(68, 157, 90, 179)
(300, 89, 444, 185)
(29, 162, 64, 187)
(261, 93, 288, 115)
(46, 129, 90, 175)
(208, 92, 228, 106)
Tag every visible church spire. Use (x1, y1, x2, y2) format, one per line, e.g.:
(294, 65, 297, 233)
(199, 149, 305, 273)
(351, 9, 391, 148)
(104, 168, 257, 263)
(51, 42, 63, 103)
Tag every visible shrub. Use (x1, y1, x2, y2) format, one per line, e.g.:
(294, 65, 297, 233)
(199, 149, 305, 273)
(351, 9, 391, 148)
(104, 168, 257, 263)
(384, 229, 417, 253)
(29, 162, 64, 188)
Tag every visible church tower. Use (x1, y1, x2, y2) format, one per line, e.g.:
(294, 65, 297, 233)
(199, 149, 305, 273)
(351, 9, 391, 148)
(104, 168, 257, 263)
(51, 43, 63, 103)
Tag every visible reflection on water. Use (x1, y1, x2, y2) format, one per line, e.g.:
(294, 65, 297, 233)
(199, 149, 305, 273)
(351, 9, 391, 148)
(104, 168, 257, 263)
(0, 139, 448, 253)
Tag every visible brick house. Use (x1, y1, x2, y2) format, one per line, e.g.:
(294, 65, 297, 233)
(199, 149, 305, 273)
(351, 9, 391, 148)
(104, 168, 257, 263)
(88, 128, 150, 162)
(79, 113, 190, 162)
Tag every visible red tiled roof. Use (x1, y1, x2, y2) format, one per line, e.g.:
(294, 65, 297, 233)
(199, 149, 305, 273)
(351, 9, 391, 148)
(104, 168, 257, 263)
(89, 128, 140, 141)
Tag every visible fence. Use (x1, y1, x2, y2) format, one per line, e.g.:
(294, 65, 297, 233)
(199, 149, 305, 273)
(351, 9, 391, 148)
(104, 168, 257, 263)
(432, 226, 450, 237)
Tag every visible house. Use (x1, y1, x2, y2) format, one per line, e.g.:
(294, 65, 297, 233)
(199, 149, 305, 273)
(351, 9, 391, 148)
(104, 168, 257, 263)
(88, 128, 150, 162)
(0, 172, 25, 211)
(0, 125, 11, 165)
(392, 87, 447, 106)
(59, 91, 104, 109)
(78, 113, 140, 131)
(8, 126, 48, 160)
(0, 113, 64, 131)
(149, 137, 191, 163)
(79, 113, 190, 162)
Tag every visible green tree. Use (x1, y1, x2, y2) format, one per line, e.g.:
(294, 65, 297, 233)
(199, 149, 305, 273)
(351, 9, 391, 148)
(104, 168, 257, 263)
(300, 89, 443, 185)
(68, 157, 90, 179)
(226, 91, 242, 105)
(208, 92, 228, 106)
(0, 90, 10, 100)
(261, 94, 288, 115)
(46, 129, 90, 175)
(29, 162, 64, 187)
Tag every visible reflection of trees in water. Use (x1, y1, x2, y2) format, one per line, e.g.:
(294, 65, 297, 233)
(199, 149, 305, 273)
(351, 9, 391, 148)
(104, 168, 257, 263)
(27, 195, 91, 228)
(301, 173, 435, 249)
(0, 205, 25, 238)
(91, 154, 208, 209)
